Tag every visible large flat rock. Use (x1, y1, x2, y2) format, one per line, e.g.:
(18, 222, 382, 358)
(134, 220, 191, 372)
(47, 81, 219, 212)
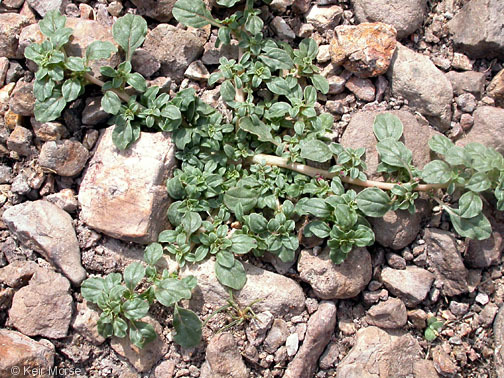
(78, 127, 176, 244)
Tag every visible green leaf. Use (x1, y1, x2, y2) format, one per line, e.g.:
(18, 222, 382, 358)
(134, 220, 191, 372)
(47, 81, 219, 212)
(214, 259, 247, 290)
(267, 102, 290, 118)
(61, 78, 82, 102)
(223, 187, 258, 213)
(353, 225, 375, 247)
(299, 38, 318, 58)
(311, 74, 329, 95)
(173, 305, 202, 348)
(102, 91, 122, 115)
(448, 211, 491, 240)
(216, 250, 235, 268)
(300, 139, 332, 163)
(356, 187, 392, 217)
(129, 321, 156, 349)
(424, 328, 437, 342)
(220, 80, 236, 102)
(127, 72, 147, 92)
(444, 146, 470, 166)
(34, 94, 66, 123)
(112, 14, 148, 60)
(429, 134, 454, 155)
(296, 198, 331, 218)
(182, 212, 202, 235)
(216, 0, 241, 6)
(155, 278, 193, 307)
(81, 277, 105, 303)
(173, 0, 218, 28)
(421, 160, 452, 184)
(465, 172, 491, 193)
(245, 15, 263, 35)
(123, 298, 149, 320)
(86, 41, 117, 61)
(266, 77, 292, 96)
(373, 113, 403, 141)
(458, 191, 482, 219)
(145, 243, 163, 266)
(123, 262, 145, 291)
(304, 220, 330, 238)
(376, 139, 412, 168)
(39, 10, 66, 37)
(238, 116, 275, 143)
(112, 122, 139, 150)
(113, 317, 128, 338)
(248, 213, 268, 233)
(24, 44, 44, 63)
(260, 47, 294, 70)
(231, 234, 256, 254)
(65, 56, 86, 72)
(50, 27, 73, 48)
(33, 77, 55, 101)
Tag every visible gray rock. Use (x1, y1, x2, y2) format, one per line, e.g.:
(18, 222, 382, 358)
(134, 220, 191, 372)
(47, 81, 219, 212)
(270, 0, 294, 13)
(479, 303, 499, 328)
(143, 24, 204, 82)
(130, 0, 177, 22)
(370, 200, 431, 250)
(2, 200, 86, 285)
(131, 49, 161, 78)
(345, 76, 375, 101)
(272, 17, 295, 40)
(45, 189, 78, 213)
(0, 13, 31, 58)
(0, 260, 40, 288)
(110, 316, 167, 373)
(264, 319, 289, 353)
(39, 140, 89, 177)
(71, 300, 106, 345)
(204, 333, 248, 378)
(78, 127, 176, 244)
(445, 71, 486, 98)
(2, 0, 25, 8)
(448, 0, 504, 59)
(464, 231, 503, 268)
(27, 0, 64, 16)
(366, 297, 407, 329)
(9, 80, 35, 116)
(337, 326, 437, 377)
(286, 333, 299, 357)
(494, 305, 504, 376)
(185, 60, 210, 81)
(9, 267, 73, 338)
(387, 44, 453, 130)
(456, 106, 504, 155)
(0, 329, 55, 378)
(327, 74, 346, 95)
(284, 302, 337, 378)
(246, 311, 274, 346)
(7, 126, 32, 157)
(456, 93, 477, 113)
(424, 228, 469, 296)
(488, 68, 504, 105)
(0, 57, 8, 87)
(306, 5, 343, 31)
(319, 342, 339, 369)
(31, 119, 69, 141)
(298, 247, 372, 299)
(11, 173, 31, 195)
(351, 0, 427, 39)
(341, 110, 440, 179)
(201, 36, 239, 66)
(81, 97, 110, 126)
(385, 253, 406, 270)
(381, 266, 434, 307)
(181, 258, 305, 319)
(449, 301, 470, 317)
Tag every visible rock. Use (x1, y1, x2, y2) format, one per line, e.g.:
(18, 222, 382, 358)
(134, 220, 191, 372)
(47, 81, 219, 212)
(366, 298, 407, 329)
(130, 0, 177, 22)
(445, 71, 486, 98)
(0, 57, 8, 86)
(330, 22, 397, 78)
(456, 106, 504, 154)
(494, 305, 504, 376)
(479, 302, 499, 327)
(298, 247, 372, 299)
(327, 74, 346, 95)
(0, 329, 55, 378)
(181, 258, 305, 319)
(31, 119, 69, 141)
(351, 0, 427, 39)
(387, 44, 453, 130)
(131, 49, 160, 78)
(0, 260, 41, 288)
(201, 35, 239, 66)
(0, 13, 30, 58)
(2, 0, 25, 8)
(336, 326, 437, 377)
(184, 60, 210, 81)
(449, 301, 470, 317)
(264, 319, 289, 353)
(488, 69, 504, 105)
(7, 126, 32, 156)
(11, 173, 31, 195)
(246, 311, 274, 346)
(386, 253, 406, 270)
(284, 302, 336, 378)
(2, 200, 86, 285)
(306, 5, 343, 31)
(456, 93, 477, 113)
(9, 267, 73, 338)
(81, 97, 110, 126)
(424, 228, 469, 296)
(345, 76, 375, 102)
(78, 127, 175, 244)
(286, 333, 299, 357)
(452, 53, 473, 71)
(370, 199, 431, 250)
(27, 0, 64, 16)
(110, 316, 167, 373)
(272, 17, 296, 40)
(381, 266, 434, 307)
(408, 309, 428, 329)
(39, 140, 89, 177)
(153, 360, 176, 378)
(143, 24, 205, 82)
(0, 165, 12, 184)
(72, 300, 106, 345)
(204, 333, 248, 378)
(341, 110, 440, 179)
(432, 346, 458, 375)
(45, 189, 78, 213)
(317, 45, 331, 63)
(448, 0, 504, 59)
(9, 80, 35, 116)
(465, 230, 503, 268)
(270, 0, 293, 13)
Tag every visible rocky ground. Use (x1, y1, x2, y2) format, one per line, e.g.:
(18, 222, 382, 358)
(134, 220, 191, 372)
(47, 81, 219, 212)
(1, 0, 504, 377)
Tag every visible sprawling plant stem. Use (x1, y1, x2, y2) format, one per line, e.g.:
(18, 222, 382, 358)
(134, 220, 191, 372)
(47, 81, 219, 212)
(84, 72, 131, 102)
(250, 154, 448, 192)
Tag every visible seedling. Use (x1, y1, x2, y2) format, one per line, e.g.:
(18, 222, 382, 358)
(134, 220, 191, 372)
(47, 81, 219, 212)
(424, 316, 444, 342)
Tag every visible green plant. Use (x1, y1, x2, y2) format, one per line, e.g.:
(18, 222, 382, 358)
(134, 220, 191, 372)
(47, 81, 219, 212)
(424, 316, 444, 342)
(81, 244, 202, 349)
